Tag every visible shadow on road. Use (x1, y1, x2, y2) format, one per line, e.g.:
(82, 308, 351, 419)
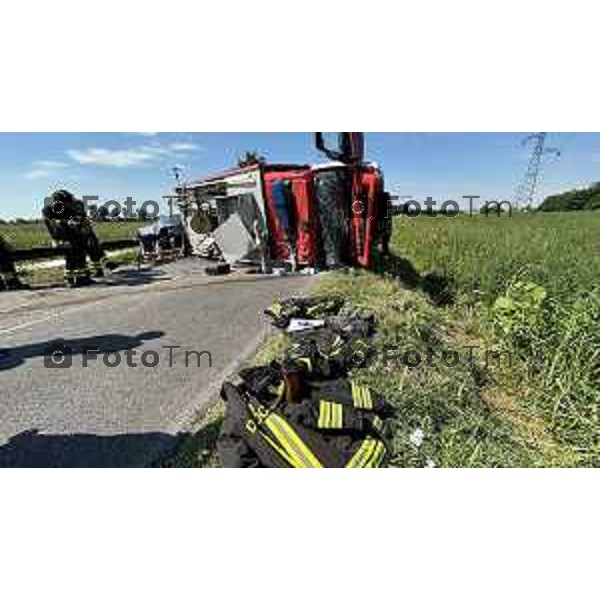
(0, 331, 164, 372)
(106, 267, 172, 287)
(23, 267, 172, 292)
(0, 428, 187, 467)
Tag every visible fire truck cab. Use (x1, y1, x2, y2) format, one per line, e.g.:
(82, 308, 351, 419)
(183, 133, 390, 269)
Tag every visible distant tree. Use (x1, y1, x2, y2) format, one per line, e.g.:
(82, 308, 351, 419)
(539, 183, 600, 212)
(95, 204, 110, 222)
(237, 151, 266, 168)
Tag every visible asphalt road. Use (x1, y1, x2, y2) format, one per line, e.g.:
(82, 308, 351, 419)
(0, 260, 314, 467)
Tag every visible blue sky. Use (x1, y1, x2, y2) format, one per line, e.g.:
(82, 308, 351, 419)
(0, 132, 599, 218)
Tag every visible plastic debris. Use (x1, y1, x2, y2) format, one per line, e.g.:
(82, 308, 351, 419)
(287, 319, 326, 333)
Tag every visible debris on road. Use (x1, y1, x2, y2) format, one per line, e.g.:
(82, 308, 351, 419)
(210, 212, 259, 265)
(205, 263, 231, 277)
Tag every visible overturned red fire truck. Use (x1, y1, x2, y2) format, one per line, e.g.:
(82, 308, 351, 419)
(182, 133, 392, 269)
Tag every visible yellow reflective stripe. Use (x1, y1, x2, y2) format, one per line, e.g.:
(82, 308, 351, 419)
(263, 417, 309, 468)
(259, 431, 302, 468)
(346, 438, 372, 467)
(365, 441, 386, 468)
(332, 403, 343, 428)
(264, 413, 323, 468)
(318, 401, 329, 428)
(363, 387, 373, 410)
(329, 337, 345, 357)
(351, 381, 362, 408)
(269, 302, 283, 317)
(332, 336, 344, 349)
(351, 382, 374, 410)
(346, 437, 385, 468)
(346, 438, 375, 468)
(297, 357, 312, 372)
(319, 401, 344, 429)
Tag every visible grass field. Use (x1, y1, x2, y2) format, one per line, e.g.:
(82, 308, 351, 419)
(0, 221, 140, 250)
(171, 211, 599, 468)
(394, 211, 600, 305)
(385, 211, 599, 466)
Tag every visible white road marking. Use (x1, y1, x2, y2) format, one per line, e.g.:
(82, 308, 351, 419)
(0, 297, 117, 337)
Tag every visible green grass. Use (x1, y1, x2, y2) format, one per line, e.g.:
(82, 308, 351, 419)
(390, 211, 599, 465)
(394, 211, 600, 304)
(0, 221, 140, 250)
(167, 211, 599, 468)
(16, 248, 141, 286)
(316, 271, 577, 467)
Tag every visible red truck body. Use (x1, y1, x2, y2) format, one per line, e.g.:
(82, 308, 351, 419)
(184, 140, 387, 269)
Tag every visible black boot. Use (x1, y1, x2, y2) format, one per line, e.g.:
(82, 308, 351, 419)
(7, 279, 29, 290)
(2, 274, 28, 291)
(64, 270, 77, 288)
(90, 262, 105, 278)
(75, 272, 93, 287)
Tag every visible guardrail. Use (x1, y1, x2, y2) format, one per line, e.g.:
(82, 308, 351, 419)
(12, 239, 138, 262)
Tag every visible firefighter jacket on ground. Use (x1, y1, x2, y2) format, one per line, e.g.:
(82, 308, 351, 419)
(265, 295, 345, 329)
(218, 361, 394, 468)
(42, 190, 106, 284)
(265, 296, 377, 378)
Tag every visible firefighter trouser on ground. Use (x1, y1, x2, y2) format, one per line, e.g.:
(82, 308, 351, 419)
(218, 380, 389, 468)
(265, 296, 345, 329)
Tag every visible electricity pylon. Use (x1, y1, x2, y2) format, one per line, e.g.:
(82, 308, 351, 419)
(515, 133, 561, 210)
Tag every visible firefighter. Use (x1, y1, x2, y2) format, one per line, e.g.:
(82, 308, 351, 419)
(0, 236, 28, 291)
(42, 190, 106, 287)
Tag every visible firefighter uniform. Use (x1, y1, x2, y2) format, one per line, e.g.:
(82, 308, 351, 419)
(84, 223, 107, 277)
(42, 190, 106, 287)
(264, 295, 345, 329)
(220, 295, 394, 468)
(265, 296, 377, 378)
(0, 236, 27, 291)
(218, 361, 393, 468)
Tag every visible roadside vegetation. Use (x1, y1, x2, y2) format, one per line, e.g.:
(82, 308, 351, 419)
(0, 222, 141, 286)
(0, 221, 139, 250)
(172, 211, 599, 468)
(15, 248, 141, 286)
(384, 211, 599, 466)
